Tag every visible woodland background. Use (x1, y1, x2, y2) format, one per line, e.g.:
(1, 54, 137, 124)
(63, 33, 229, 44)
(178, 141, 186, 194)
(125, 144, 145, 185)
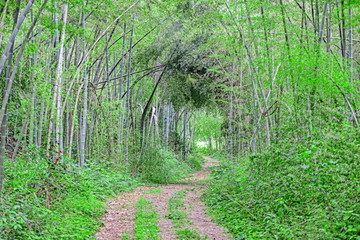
(0, 0, 360, 239)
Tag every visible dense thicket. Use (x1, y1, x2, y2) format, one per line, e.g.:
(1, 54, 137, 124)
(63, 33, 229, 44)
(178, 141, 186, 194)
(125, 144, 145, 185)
(1, 0, 360, 238)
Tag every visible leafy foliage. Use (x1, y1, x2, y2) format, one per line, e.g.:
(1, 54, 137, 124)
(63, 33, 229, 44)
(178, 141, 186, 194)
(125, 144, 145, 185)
(136, 147, 192, 184)
(164, 34, 217, 109)
(0, 157, 138, 239)
(205, 126, 360, 239)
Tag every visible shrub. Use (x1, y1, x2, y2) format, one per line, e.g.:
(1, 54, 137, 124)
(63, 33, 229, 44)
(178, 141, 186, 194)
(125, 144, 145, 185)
(205, 127, 360, 239)
(0, 156, 138, 239)
(136, 147, 192, 183)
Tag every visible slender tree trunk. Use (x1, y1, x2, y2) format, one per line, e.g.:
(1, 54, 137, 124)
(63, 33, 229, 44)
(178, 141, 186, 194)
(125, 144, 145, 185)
(327, 5, 332, 54)
(125, 22, 134, 162)
(0, 0, 21, 192)
(54, 3, 68, 162)
(113, 53, 118, 98)
(0, 0, 9, 47)
(0, 0, 34, 77)
(11, 117, 29, 162)
(118, 23, 127, 155)
(105, 18, 111, 101)
(37, 99, 45, 147)
(46, 0, 61, 157)
(348, 4, 353, 83)
(341, 0, 346, 59)
(104, 21, 115, 160)
(80, 3, 87, 167)
(0, 111, 6, 191)
(0, 105, 7, 191)
(165, 101, 171, 151)
(229, 62, 234, 158)
(68, 85, 83, 159)
(162, 104, 165, 140)
(29, 88, 36, 145)
(29, 48, 38, 147)
(183, 109, 187, 159)
(0, 0, 39, 126)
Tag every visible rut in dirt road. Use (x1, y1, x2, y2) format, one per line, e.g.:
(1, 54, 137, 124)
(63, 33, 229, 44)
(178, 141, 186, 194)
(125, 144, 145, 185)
(95, 156, 231, 240)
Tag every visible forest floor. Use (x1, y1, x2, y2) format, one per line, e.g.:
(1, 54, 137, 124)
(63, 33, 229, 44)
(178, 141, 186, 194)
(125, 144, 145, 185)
(95, 156, 231, 240)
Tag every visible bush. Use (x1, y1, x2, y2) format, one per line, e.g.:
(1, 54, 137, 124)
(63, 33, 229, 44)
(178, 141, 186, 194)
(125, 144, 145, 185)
(183, 152, 203, 171)
(205, 127, 360, 239)
(0, 156, 138, 239)
(136, 147, 192, 183)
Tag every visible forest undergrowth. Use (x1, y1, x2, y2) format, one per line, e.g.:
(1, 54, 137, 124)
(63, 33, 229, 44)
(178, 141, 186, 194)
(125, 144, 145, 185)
(0, 155, 137, 239)
(204, 125, 360, 239)
(0, 145, 202, 239)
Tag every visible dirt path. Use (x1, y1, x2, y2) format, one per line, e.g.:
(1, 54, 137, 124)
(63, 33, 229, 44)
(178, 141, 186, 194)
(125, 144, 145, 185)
(95, 156, 231, 240)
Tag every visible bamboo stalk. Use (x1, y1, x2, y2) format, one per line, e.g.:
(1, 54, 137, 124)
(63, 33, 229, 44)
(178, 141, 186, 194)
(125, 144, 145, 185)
(80, 0, 87, 166)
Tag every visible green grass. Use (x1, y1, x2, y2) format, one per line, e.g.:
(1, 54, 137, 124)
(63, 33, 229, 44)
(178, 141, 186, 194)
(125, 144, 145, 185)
(166, 189, 208, 239)
(134, 198, 160, 240)
(122, 232, 131, 240)
(166, 190, 188, 228)
(177, 228, 208, 240)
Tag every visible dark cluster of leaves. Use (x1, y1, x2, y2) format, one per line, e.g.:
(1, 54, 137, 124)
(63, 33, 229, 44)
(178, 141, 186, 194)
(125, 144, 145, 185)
(164, 35, 217, 109)
(173, 0, 211, 18)
(133, 37, 168, 69)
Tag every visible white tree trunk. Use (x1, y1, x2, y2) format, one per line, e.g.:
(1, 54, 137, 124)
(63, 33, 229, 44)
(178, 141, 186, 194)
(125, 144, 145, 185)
(80, 3, 87, 166)
(54, 4, 68, 161)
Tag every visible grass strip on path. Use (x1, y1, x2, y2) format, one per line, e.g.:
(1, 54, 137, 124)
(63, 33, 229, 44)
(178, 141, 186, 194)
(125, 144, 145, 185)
(134, 198, 160, 240)
(166, 189, 208, 240)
